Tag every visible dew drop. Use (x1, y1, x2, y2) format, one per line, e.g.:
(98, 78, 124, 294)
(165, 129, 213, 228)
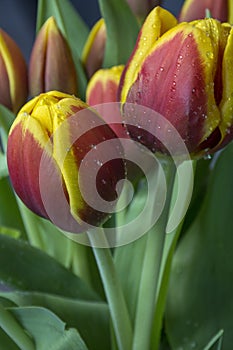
(204, 153, 212, 160)
(96, 160, 103, 166)
(192, 88, 196, 93)
(206, 51, 214, 59)
(172, 81, 176, 87)
(160, 66, 164, 72)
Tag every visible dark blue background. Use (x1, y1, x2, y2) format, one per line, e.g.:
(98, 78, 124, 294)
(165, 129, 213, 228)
(0, 0, 184, 62)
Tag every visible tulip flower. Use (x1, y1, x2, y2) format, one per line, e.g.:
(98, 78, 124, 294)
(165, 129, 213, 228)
(7, 91, 125, 232)
(0, 29, 28, 113)
(179, 0, 228, 22)
(119, 6, 233, 157)
(82, 18, 106, 78)
(29, 17, 77, 97)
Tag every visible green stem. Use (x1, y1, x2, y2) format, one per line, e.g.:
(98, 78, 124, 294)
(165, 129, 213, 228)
(0, 304, 35, 350)
(15, 197, 45, 249)
(88, 228, 133, 350)
(132, 160, 176, 350)
(151, 221, 183, 350)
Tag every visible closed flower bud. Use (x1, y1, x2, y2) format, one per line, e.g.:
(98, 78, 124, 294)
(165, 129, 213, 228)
(0, 29, 28, 113)
(179, 0, 228, 22)
(119, 7, 233, 157)
(7, 91, 125, 232)
(86, 65, 125, 137)
(82, 18, 106, 78)
(86, 65, 124, 105)
(29, 17, 77, 97)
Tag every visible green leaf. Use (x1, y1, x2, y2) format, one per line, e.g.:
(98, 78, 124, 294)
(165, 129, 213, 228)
(0, 327, 20, 350)
(0, 104, 15, 152)
(0, 303, 35, 350)
(203, 329, 224, 350)
(15, 200, 104, 298)
(36, 0, 89, 99)
(10, 306, 88, 350)
(0, 178, 26, 237)
(0, 152, 8, 179)
(0, 291, 110, 350)
(0, 233, 99, 301)
(165, 143, 233, 350)
(98, 0, 139, 67)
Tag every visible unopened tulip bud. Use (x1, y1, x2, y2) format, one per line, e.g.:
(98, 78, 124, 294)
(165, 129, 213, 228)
(86, 65, 124, 104)
(82, 18, 106, 78)
(119, 7, 233, 157)
(179, 0, 228, 22)
(29, 17, 77, 97)
(0, 29, 28, 113)
(7, 91, 125, 232)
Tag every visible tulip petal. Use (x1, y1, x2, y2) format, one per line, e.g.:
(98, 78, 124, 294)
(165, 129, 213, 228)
(82, 18, 106, 78)
(218, 25, 233, 145)
(7, 112, 53, 218)
(120, 6, 177, 104)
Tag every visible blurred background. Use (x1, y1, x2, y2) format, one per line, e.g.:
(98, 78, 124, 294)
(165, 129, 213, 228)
(0, 0, 185, 62)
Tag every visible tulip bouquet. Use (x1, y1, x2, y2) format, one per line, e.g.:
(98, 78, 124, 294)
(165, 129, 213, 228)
(0, 0, 233, 349)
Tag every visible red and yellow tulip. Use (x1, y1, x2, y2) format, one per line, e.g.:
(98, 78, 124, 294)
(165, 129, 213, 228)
(0, 29, 28, 113)
(29, 17, 77, 97)
(119, 6, 233, 157)
(7, 91, 125, 231)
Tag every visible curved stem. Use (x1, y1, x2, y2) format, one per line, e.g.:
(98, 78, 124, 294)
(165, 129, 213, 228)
(132, 160, 176, 350)
(87, 228, 133, 350)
